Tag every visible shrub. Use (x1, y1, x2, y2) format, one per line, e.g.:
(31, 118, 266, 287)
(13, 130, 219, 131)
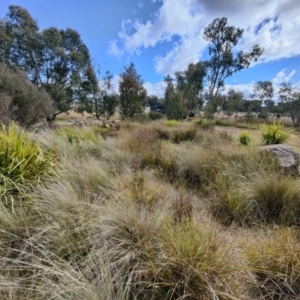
(148, 111, 164, 120)
(0, 123, 57, 211)
(0, 63, 55, 126)
(164, 119, 180, 126)
(245, 228, 300, 299)
(260, 121, 292, 145)
(239, 131, 251, 145)
(0, 91, 12, 124)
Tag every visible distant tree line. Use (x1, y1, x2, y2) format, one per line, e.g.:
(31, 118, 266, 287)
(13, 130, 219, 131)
(1, 6, 300, 126)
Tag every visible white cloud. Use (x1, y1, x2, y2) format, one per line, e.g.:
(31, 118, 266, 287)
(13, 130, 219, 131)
(144, 81, 166, 98)
(110, 0, 300, 77)
(107, 40, 123, 59)
(273, 69, 296, 85)
(223, 82, 256, 100)
(226, 68, 299, 100)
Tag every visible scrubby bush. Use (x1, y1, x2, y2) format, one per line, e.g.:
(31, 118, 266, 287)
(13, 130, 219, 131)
(0, 63, 55, 126)
(0, 91, 12, 125)
(239, 131, 251, 145)
(148, 111, 165, 120)
(260, 121, 292, 145)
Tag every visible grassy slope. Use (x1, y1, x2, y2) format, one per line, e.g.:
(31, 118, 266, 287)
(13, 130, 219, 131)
(0, 120, 300, 299)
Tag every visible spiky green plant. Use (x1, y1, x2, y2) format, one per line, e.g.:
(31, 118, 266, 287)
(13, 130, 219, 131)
(164, 119, 180, 126)
(260, 121, 292, 145)
(239, 131, 251, 145)
(0, 123, 57, 211)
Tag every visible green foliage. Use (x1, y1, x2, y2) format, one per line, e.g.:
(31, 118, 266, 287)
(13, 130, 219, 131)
(165, 91, 187, 120)
(204, 17, 263, 113)
(119, 62, 147, 118)
(222, 89, 244, 116)
(239, 131, 251, 145)
(92, 70, 119, 120)
(0, 123, 57, 211)
(164, 119, 180, 126)
(0, 6, 95, 122)
(54, 126, 101, 144)
(175, 62, 206, 113)
(260, 121, 292, 144)
(0, 63, 55, 126)
(194, 118, 215, 130)
(148, 111, 164, 120)
(278, 82, 300, 126)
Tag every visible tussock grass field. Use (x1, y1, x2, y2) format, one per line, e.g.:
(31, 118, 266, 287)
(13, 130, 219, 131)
(1, 119, 300, 299)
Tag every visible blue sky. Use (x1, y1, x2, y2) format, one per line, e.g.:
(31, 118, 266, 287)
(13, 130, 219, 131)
(1, 0, 300, 98)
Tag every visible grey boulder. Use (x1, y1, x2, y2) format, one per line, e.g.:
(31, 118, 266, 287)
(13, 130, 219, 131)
(260, 144, 300, 175)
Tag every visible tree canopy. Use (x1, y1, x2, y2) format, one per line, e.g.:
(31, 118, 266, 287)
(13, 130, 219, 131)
(204, 17, 263, 106)
(0, 5, 96, 124)
(119, 62, 147, 118)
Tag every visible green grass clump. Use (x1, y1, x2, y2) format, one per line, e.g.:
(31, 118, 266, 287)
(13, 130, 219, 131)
(260, 121, 292, 145)
(245, 228, 300, 299)
(170, 125, 197, 143)
(0, 123, 57, 211)
(213, 174, 300, 226)
(239, 131, 251, 145)
(55, 126, 100, 144)
(194, 118, 215, 130)
(164, 119, 180, 126)
(242, 175, 300, 225)
(155, 221, 237, 299)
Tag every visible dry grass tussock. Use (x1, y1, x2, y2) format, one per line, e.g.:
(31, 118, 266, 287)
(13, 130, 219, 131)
(0, 120, 300, 299)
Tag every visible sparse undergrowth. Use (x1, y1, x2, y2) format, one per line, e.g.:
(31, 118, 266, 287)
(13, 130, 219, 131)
(0, 120, 300, 299)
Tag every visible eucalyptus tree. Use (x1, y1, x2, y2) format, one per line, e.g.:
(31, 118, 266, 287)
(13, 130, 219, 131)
(279, 82, 300, 126)
(99, 71, 119, 119)
(175, 62, 206, 114)
(223, 89, 244, 117)
(0, 5, 96, 125)
(164, 75, 187, 120)
(251, 81, 274, 117)
(204, 17, 263, 112)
